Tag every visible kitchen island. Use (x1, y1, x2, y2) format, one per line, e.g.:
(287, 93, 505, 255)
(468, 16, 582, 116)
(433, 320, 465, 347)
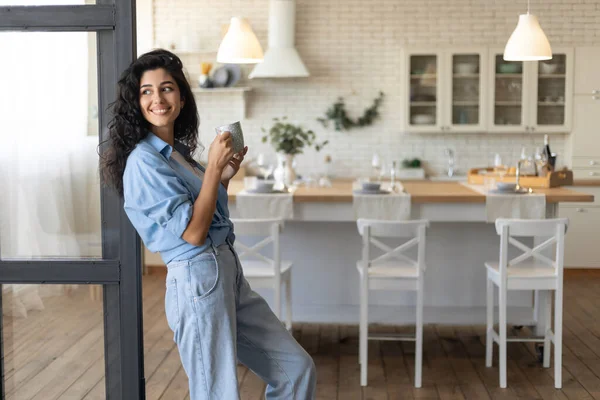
(227, 180, 594, 330)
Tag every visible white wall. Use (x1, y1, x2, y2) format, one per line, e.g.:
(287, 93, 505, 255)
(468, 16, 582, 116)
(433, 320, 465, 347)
(144, 0, 600, 177)
(140, 0, 600, 265)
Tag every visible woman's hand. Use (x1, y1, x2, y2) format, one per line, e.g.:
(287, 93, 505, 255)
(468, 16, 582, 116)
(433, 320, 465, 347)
(207, 131, 235, 171)
(221, 146, 248, 182)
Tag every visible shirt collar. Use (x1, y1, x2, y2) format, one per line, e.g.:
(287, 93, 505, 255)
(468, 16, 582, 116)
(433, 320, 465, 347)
(144, 132, 173, 158)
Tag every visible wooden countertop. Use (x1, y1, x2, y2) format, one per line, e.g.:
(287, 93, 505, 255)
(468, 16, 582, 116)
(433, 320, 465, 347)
(573, 180, 600, 187)
(227, 180, 595, 204)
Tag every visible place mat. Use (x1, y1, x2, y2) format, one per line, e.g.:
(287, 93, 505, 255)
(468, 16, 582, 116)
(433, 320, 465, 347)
(235, 189, 294, 219)
(461, 183, 546, 222)
(352, 182, 411, 220)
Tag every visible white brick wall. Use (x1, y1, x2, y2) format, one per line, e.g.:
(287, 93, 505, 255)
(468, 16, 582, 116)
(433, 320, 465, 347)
(150, 0, 600, 177)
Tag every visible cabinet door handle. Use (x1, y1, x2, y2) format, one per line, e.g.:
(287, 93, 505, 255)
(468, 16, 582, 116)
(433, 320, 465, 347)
(594, 95, 600, 101)
(593, 89, 600, 94)
(576, 208, 586, 213)
(530, 126, 535, 132)
(589, 171, 599, 176)
(590, 160, 597, 166)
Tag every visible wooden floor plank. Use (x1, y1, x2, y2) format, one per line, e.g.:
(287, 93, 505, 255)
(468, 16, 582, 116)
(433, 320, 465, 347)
(314, 324, 339, 400)
(159, 365, 189, 400)
(337, 324, 362, 400)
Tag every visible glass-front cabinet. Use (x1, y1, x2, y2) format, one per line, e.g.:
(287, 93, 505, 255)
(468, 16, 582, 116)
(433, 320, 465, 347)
(488, 47, 573, 133)
(530, 48, 573, 133)
(447, 50, 487, 132)
(405, 50, 443, 132)
(404, 48, 487, 133)
(488, 50, 528, 132)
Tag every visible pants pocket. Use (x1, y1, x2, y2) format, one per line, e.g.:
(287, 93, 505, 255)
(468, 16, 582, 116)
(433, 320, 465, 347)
(165, 278, 179, 333)
(189, 253, 220, 301)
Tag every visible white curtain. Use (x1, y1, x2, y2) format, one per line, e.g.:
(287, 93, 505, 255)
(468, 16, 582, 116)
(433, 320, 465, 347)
(0, 3, 101, 316)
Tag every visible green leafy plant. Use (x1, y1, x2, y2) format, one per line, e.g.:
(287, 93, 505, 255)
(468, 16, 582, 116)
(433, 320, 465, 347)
(317, 91, 384, 131)
(261, 117, 329, 155)
(402, 158, 422, 168)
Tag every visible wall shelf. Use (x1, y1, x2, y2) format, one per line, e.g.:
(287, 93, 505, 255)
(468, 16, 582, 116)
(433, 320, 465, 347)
(192, 87, 252, 93)
(191, 87, 253, 119)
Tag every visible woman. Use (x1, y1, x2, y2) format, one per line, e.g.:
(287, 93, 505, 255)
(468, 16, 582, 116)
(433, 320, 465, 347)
(100, 49, 316, 399)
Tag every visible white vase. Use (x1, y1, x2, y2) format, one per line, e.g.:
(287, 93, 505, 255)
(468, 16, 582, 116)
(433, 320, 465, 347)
(273, 153, 296, 187)
(283, 154, 297, 186)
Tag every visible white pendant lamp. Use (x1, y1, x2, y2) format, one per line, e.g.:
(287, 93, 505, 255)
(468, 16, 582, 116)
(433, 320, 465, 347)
(503, 0, 552, 61)
(216, 17, 264, 64)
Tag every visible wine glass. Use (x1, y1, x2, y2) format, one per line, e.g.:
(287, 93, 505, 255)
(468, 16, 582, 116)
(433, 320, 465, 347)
(256, 153, 274, 179)
(493, 153, 508, 181)
(371, 153, 383, 182)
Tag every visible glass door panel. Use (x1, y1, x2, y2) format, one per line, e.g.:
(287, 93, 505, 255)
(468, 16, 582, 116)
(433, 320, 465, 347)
(0, 32, 101, 260)
(2, 284, 105, 399)
(409, 54, 438, 127)
(493, 54, 524, 128)
(536, 53, 567, 126)
(451, 53, 481, 126)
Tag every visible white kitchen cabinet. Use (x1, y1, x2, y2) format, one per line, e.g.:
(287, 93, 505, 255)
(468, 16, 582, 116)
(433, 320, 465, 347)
(559, 187, 600, 268)
(574, 46, 600, 95)
(403, 48, 487, 133)
(569, 95, 600, 159)
(488, 47, 573, 134)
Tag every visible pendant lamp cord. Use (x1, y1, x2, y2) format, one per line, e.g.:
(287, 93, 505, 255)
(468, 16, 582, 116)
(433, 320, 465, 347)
(527, 0, 530, 14)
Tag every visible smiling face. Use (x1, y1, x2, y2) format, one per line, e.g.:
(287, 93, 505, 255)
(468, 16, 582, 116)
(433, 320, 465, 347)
(139, 68, 184, 140)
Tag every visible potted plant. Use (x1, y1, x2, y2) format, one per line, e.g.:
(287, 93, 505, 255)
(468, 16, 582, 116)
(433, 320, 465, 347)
(262, 117, 328, 185)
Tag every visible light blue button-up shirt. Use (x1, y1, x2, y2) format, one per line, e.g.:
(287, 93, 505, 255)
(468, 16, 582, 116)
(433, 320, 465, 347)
(123, 132, 234, 264)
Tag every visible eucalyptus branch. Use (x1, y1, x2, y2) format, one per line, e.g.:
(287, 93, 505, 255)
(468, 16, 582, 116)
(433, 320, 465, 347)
(317, 91, 384, 131)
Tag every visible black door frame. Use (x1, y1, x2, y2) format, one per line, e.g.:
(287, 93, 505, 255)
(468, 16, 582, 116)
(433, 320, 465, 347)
(0, 1, 144, 398)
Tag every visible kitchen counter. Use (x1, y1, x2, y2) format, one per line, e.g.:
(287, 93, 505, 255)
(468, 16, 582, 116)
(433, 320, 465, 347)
(227, 179, 594, 204)
(226, 179, 593, 329)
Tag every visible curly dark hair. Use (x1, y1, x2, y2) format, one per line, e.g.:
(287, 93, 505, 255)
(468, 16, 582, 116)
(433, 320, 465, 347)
(100, 49, 199, 196)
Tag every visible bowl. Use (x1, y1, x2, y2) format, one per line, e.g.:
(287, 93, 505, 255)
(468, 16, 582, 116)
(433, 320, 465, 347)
(539, 62, 558, 74)
(455, 63, 478, 74)
(496, 182, 517, 191)
(497, 63, 522, 74)
(254, 180, 275, 192)
(362, 182, 381, 191)
(411, 114, 435, 125)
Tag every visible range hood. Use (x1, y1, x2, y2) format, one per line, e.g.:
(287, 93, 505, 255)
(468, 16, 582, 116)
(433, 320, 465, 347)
(249, 0, 309, 79)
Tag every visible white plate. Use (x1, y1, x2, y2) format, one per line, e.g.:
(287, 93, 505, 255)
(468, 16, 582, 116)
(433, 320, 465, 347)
(353, 189, 391, 195)
(245, 188, 286, 194)
(488, 188, 531, 195)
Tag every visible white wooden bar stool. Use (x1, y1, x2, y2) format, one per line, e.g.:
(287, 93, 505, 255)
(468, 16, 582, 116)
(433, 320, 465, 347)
(485, 218, 568, 389)
(231, 218, 293, 330)
(356, 218, 429, 388)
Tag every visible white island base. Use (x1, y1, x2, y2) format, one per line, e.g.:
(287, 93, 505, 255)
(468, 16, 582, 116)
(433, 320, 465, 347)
(231, 202, 558, 333)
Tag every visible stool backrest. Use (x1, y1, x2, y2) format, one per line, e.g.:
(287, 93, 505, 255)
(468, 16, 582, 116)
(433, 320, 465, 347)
(231, 218, 284, 277)
(494, 218, 568, 279)
(356, 219, 429, 274)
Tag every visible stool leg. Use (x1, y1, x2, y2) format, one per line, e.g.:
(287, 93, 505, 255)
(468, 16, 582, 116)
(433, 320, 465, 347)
(285, 275, 292, 331)
(554, 288, 563, 388)
(486, 277, 493, 368)
(360, 274, 368, 386)
(543, 290, 552, 368)
(499, 284, 507, 388)
(415, 277, 423, 388)
(274, 278, 282, 322)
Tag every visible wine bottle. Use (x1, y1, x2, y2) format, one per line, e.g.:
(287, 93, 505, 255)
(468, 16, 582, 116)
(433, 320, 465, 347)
(543, 134, 551, 160)
(542, 134, 555, 174)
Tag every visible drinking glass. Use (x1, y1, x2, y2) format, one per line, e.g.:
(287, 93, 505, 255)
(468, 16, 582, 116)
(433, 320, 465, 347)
(371, 153, 383, 182)
(493, 153, 508, 181)
(256, 153, 274, 179)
